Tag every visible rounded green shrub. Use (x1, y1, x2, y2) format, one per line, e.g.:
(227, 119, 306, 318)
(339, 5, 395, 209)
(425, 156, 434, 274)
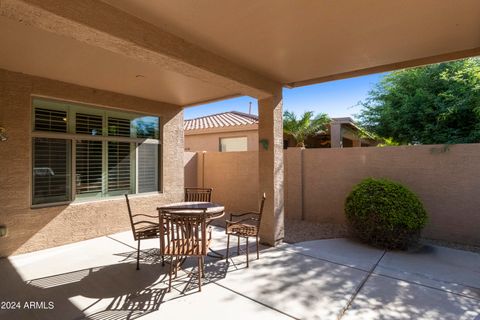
(345, 178, 427, 250)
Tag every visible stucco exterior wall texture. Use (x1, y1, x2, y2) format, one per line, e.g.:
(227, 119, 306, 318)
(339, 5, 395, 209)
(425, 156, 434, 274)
(0, 69, 184, 256)
(257, 93, 285, 245)
(187, 144, 480, 246)
(301, 145, 480, 246)
(284, 147, 303, 220)
(184, 129, 258, 152)
(184, 151, 198, 188)
(201, 151, 259, 223)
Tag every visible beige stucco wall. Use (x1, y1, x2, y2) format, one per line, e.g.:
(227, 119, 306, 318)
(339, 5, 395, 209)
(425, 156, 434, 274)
(284, 147, 303, 220)
(186, 144, 480, 246)
(199, 151, 259, 224)
(185, 129, 258, 152)
(0, 69, 184, 256)
(184, 152, 198, 188)
(300, 145, 480, 246)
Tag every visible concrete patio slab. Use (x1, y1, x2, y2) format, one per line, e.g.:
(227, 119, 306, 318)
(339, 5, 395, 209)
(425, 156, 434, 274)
(138, 284, 293, 320)
(375, 245, 480, 300)
(8, 235, 137, 281)
(287, 238, 385, 271)
(106, 230, 161, 251)
(342, 274, 480, 320)
(67, 264, 292, 320)
(1, 230, 479, 320)
(216, 246, 369, 320)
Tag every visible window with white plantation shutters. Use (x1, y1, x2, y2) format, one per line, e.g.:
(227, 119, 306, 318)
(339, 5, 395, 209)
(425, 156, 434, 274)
(32, 98, 160, 206)
(108, 117, 131, 137)
(32, 138, 71, 204)
(108, 141, 132, 194)
(34, 108, 67, 133)
(76, 113, 102, 136)
(219, 137, 248, 152)
(76, 140, 103, 196)
(137, 143, 158, 193)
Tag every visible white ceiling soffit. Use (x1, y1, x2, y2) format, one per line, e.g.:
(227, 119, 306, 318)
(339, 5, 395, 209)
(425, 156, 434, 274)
(103, 0, 480, 86)
(0, 16, 242, 106)
(0, 0, 479, 106)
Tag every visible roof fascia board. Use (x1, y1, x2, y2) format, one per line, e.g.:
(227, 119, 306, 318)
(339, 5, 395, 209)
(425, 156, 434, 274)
(287, 47, 480, 88)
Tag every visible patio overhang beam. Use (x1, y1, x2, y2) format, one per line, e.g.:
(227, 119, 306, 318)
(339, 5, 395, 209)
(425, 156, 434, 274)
(285, 47, 480, 88)
(0, 0, 280, 99)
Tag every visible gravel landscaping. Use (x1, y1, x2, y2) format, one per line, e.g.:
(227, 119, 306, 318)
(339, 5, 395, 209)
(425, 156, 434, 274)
(284, 218, 480, 254)
(421, 238, 480, 254)
(284, 218, 349, 243)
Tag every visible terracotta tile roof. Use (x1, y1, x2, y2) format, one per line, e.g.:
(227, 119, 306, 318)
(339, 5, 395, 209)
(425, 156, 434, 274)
(184, 111, 258, 130)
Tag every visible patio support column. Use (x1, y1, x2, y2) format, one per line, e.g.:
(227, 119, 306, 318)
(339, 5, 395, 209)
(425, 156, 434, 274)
(258, 89, 284, 246)
(330, 122, 342, 148)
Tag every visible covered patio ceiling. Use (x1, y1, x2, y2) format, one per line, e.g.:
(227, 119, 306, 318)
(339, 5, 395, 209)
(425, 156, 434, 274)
(0, 0, 479, 106)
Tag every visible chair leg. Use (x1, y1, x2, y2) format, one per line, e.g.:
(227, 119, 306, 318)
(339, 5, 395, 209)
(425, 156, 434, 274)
(168, 256, 173, 292)
(237, 236, 240, 256)
(198, 257, 202, 292)
(136, 239, 141, 270)
(159, 236, 165, 266)
(246, 237, 249, 268)
(256, 236, 260, 260)
(226, 234, 230, 263)
(201, 256, 205, 278)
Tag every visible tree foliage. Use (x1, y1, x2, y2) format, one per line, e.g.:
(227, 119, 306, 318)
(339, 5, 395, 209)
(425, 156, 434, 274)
(283, 111, 330, 147)
(358, 58, 480, 144)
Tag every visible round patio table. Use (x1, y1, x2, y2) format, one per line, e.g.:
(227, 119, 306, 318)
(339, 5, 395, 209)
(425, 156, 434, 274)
(157, 201, 225, 258)
(157, 201, 225, 220)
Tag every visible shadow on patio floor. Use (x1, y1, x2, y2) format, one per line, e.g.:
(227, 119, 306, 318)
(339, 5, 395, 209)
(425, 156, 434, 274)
(2, 245, 219, 320)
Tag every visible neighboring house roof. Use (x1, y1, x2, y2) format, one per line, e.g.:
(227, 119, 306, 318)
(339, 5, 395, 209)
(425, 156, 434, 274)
(184, 113, 376, 141)
(330, 117, 375, 140)
(331, 117, 361, 131)
(184, 111, 258, 131)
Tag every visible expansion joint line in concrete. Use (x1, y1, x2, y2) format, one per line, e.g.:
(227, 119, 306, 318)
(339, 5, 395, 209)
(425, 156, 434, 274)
(337, 250, 387, 320)
(213, 281, 300, 320)
(106, 235, 138, 250)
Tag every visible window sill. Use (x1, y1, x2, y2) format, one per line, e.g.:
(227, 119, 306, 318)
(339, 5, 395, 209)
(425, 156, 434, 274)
(30, 192, 164, 209)
(71, 192, 163, 205)
(31, 201, 72, 209)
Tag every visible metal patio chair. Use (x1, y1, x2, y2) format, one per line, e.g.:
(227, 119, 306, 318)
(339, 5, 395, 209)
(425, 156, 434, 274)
(158, 208, 211, 292)
(125, 194, 160, 270)
(184, 187, 213, 202)
(225, 193, 266, 267)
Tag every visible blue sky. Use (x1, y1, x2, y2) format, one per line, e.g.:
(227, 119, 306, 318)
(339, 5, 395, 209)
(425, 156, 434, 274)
(184, 73, 386, 120)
